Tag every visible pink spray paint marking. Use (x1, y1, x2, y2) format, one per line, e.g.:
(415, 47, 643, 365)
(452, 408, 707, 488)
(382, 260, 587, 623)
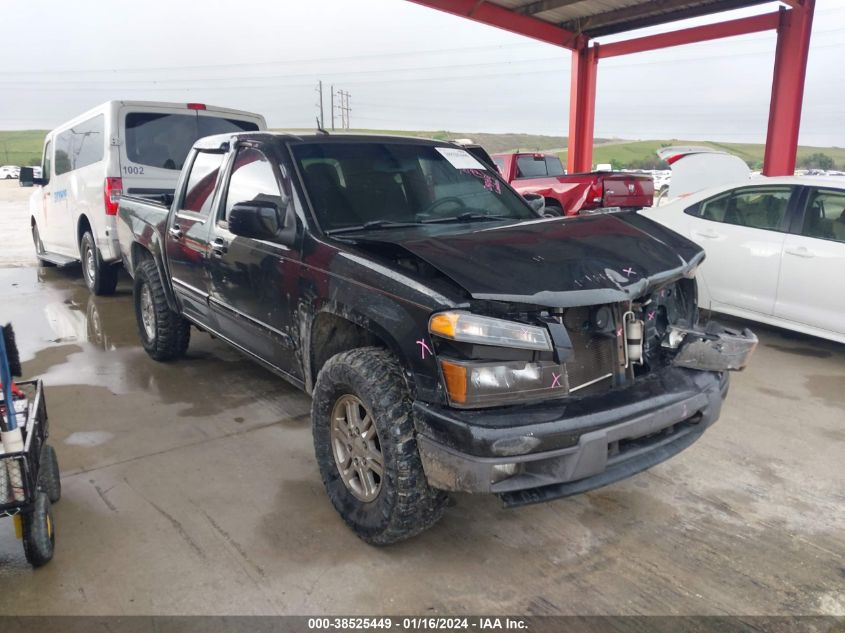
(551, 372, 562, 388)
(416, 339, 432, 360)
(648, 310, 656, 321)
(623, 267, 637, 277)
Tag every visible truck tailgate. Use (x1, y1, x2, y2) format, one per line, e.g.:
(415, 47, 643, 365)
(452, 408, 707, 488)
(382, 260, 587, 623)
(600, 173, 654, 209)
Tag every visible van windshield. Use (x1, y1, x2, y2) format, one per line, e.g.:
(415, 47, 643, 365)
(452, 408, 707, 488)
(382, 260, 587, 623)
(291, 142, 536, 234)
(125, 113, 259, 171)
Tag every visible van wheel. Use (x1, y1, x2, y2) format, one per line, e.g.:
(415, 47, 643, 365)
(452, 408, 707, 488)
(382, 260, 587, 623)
(134, 259, 190, 361)
(312, 347, 447, 545)
(32, 223, 55, 267)
(80, 231, 118, 296)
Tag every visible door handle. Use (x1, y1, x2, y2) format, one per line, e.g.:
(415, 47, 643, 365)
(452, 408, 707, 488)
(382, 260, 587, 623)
(211, 237, 228, 258)
(784, 245, 814, 258)
(692, 229, 719, 239)
(168, 224, 183, 239)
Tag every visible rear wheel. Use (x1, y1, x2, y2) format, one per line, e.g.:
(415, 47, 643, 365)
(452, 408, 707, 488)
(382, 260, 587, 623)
(134, 258, 190, 361)
(80, 231, 118, 295)
(22, 492, 54, 567)
(544, 200, 564, 217)
(312, 347, 447, 545)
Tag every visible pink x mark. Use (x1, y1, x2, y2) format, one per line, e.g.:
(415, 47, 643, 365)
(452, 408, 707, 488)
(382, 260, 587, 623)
(551, 372, 562, 388)
(647, 310, 656, 321)
(623, 267, 637, 277)
(416, 338, 432, 360)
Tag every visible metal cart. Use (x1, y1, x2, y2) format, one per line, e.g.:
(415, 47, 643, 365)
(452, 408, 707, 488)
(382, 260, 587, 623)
(1, 379, 61, 566)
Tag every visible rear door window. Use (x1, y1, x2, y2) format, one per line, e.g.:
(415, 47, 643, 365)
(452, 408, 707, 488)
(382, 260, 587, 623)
(698, 187, 792, 231)
(125, 113, 259, 171)
(726, 187, 792, 231)
(802, 188, 845, 243)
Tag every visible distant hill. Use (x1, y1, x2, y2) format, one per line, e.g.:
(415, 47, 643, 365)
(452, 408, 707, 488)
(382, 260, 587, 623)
(0, 130, 49, 166)
(3, 128, 843, 170)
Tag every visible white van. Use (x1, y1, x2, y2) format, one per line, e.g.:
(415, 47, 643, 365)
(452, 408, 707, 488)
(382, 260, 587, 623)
(22, 100, 266, 294)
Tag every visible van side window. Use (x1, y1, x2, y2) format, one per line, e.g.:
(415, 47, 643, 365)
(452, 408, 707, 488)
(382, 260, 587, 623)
(42, 141, 52, 186)
(53, 115, 105, 176)
(182, 151, 224, 217)
(223, 148, 283, 221)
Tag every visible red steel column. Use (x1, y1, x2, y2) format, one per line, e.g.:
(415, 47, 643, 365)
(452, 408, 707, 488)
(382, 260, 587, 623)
(763, 1, 815, 176)
(567, 42, 598, 173)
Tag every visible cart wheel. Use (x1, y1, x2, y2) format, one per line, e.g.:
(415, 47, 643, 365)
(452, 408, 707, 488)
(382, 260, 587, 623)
(38, 444, 61, 503)
(22, 492, 54, 567)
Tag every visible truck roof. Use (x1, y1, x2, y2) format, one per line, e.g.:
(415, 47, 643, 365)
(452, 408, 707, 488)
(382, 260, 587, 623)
(192, 131, 458, 151)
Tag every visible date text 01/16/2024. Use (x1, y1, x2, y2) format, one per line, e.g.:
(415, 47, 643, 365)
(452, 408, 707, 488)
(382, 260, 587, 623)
(307, 617, 529, 630)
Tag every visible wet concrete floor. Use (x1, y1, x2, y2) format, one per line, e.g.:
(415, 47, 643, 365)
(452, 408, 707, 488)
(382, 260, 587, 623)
(0, 265, 843, 615)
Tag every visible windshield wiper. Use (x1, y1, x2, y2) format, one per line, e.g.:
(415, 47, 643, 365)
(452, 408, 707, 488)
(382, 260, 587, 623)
(325, 220, 424, 235)
(422, 212, 511, 224)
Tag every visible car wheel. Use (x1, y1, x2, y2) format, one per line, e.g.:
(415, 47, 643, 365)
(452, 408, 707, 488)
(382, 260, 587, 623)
(312, 347, 447, 545)
(544, 201, 564, 217)
(80, 231, 118, 295)
(22, 492, 55, 567)
(31, 223, 55, 267)
(37, 444, 61, 503)
(133, 258, 190, 361)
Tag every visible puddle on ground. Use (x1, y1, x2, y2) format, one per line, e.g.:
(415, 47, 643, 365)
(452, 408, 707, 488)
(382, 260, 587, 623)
(64, 431, 115, 447)
(804, 374, 845, 409)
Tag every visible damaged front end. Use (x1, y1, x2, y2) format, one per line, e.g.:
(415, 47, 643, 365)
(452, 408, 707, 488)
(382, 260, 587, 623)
(412, 275, 757, 505)
(666, 322, 757, 372)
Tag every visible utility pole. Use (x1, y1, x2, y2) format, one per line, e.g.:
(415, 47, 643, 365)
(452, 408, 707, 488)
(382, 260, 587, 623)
(337, 90, 351, 130)
(315, 81, 324, 129)
(330, 84, 335, 130)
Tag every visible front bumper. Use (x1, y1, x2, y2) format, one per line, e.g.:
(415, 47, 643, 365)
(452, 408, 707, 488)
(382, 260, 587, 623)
(414, 367, 728, 507)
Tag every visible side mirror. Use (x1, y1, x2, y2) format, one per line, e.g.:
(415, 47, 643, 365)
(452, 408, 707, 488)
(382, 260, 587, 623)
(522, 192, 545, 214)
(228, 200, 294, 245)
(19, 166, 35, 188)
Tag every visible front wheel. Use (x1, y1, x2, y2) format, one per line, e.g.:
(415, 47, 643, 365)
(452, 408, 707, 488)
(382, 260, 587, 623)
(80, 231, 118, 295)
(312, 347, 447, 545)
(133, 259, 190, 361)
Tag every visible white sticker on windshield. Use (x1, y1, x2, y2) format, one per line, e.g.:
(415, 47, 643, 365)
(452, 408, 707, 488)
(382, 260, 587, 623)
(435, 147, 486, 170)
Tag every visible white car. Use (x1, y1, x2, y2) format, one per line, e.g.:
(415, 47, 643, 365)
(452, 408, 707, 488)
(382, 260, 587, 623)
(0, 165, 20, 179)
(21, 100, 266, 295)
(644, 176, 845, 344)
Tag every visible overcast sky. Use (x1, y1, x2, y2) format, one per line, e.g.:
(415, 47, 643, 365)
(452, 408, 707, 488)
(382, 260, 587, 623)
(1, 0, 843, 146)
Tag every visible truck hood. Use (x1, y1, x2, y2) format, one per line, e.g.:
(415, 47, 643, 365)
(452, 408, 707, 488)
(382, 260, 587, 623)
(348, 214, 705, 307)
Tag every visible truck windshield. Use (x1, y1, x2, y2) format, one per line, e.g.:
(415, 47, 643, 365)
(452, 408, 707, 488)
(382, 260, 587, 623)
(125, 113, 259, 171)
(291, 142, 536, 233)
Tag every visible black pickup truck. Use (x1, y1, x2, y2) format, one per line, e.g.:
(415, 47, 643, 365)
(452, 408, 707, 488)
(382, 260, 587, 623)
(117, 132, 756, 544)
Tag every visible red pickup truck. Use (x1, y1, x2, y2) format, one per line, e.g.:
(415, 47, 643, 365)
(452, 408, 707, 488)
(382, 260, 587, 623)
(492, 152, 654, 216)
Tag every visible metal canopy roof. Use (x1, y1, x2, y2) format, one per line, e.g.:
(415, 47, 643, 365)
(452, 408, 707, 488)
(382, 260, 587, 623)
(481, 0, 771, 38)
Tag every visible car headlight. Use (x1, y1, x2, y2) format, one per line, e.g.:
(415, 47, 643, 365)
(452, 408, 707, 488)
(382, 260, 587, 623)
(439, 358, 567, 408)
(429, 311, 565, 408)
(429, 311, 552, 351)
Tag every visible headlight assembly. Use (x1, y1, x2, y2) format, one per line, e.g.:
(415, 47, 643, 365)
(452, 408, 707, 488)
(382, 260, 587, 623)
(429, 311, 552, 351)
(429, 311, 564, 408)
